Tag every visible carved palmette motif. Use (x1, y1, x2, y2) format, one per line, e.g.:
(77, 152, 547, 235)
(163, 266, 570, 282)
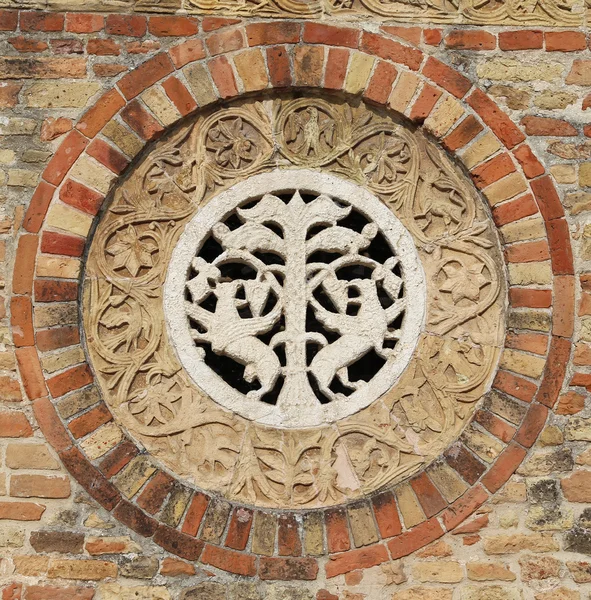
(177, 0, 583, 24)
(84, 95, 505, 508)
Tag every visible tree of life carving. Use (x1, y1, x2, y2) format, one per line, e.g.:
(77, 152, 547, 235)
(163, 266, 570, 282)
(168, 171, 425, 428)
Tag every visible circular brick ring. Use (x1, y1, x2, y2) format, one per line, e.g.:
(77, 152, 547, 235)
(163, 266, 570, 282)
(12, 21, 574, 580)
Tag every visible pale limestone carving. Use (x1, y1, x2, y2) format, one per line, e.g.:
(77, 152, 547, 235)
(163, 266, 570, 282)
(83, 95, 505, 508)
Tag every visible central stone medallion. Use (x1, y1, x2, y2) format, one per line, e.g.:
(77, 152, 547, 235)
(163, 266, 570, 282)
(165, 170, 425, 428)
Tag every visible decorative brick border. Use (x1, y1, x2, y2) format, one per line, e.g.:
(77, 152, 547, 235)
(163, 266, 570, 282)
(11, 20, 574, 580)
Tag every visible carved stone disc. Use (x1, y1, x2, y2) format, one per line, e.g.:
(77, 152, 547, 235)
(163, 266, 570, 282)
(164, 170, 426, 428)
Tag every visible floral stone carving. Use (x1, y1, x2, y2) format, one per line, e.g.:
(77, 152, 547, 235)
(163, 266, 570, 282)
(83, 94, 506, 509)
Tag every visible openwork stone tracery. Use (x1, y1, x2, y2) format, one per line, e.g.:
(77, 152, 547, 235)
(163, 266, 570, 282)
(84, 94, 506, 509)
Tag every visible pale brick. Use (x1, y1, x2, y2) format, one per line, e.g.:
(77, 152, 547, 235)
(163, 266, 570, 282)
(141, 87, 181, 127)
(183, 63, 217, 107)
(412, 561, 463, 583)
(550, 164, 577, 184)
(48, 559, 117, 580)
(467, 562, 516, 581)
(499, 349, 546, 379)
(102, 120, 143, 159)
(80, 422, 123, 460)
(0, 118, 37, 135)
(389, 71, 420, 114)
(395, 482, 425, 528)
(345, 53, 375, 95)
(7, 169, 38, 188)
(507, 262, 552, 286)
(36, 255, 81, 279)
(459, 132, 502, 170)
(24, 82, 101, 108)
(5, 443, 59, 470)
(565, 417, 591, 441)
(424, 96, 465, 138)
(501, 218, 546, 244)
(99, 584, 170, 600)
(69, 156, 115, 195)
(483, 172, 529, 206)
(46, 203, 93, 237)
(477, 58, 564, 82)
(41, 346, 85, 374)
(484, 533, 559, 554)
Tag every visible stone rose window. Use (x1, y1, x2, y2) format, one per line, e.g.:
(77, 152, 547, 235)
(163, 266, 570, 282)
(83, 94, 506, 509)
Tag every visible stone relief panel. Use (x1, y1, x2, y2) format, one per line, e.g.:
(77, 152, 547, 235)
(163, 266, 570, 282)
(83, 94, 506, 509)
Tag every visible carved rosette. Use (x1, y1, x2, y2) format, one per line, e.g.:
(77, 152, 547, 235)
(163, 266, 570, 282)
(83, 94, 506, 509)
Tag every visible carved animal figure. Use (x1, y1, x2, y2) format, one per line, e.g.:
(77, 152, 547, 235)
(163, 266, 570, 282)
(309, 267, 404, 398)
(185, 274, 282, 397)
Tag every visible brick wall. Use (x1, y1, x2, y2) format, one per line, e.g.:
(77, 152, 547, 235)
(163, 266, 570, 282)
(0, 9, 590, 600)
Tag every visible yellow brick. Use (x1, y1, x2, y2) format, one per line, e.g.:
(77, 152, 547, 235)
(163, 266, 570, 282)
(102, 120, 143, 159)
(183, 63, 217, 107)
(508, 262, 552, 286)
(580, 163, 591, 187)
(7, 169, 38, 188)
(141, 88, 181, 127)
(80, 423, 123, 460)
(389, 71, 420, 114)
(551, 164, 577, 184)
(424, 96, 465, 138)
(345, 53, 375, 95)
(500, 348, 546, 379)
(46, 203, 93, 237)
(483, 172, 529, 206)
(24, 82, 101, 108)
(234, 48, 268, 92)
(395, 483, 425, 529)
(459, 131, 502, 170)
(501, 218, 546, 244)
(36, 255, 81, 279)
(70, 156, 115, 195)
(41, 346, 85, 374)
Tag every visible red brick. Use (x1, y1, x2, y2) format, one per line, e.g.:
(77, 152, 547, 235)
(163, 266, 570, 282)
(424, 28, 443, 45)
(409, 84, 441, 123)
(0, 82, 21, 107)
(154, 525, 204, 560)
(0, 10, 17, 31)
(278, 514, 301, 557)
(11, 296, 34, 347)
(505, 331, 548, 355)
(246, 22, 301, 46)
(505, 240, 550, 263)
(259, 557, 319, 580)
(521, 116, 577, 137)
(41, 116, 73, 142)
(77, 89, 125, 139)
(149, 16, 198, 37)
(474, 409, 517, 443)
(388, 518, 444, 559)
(442, 485, 489, 531)
(546, 218, 573, 274)
(324, 48, 349, 90)
(206, 27, 244, 56)
(2, 583, 22, 600)
(498, 30, 543, 50)
(21, 12, 64, 32)
(422, 56, 472, 98)
(121, 100, 165, 141)
(35, 280, 78, 303)
(513, 144, 545, 179)
(325, 508, 350, 553)
(201, 544, 256, 576)
(47, 364, 93, 398)
(208, 56, 238, 99)
(584, 124, 591, 138)
(492, 193, 538, 227)
(267, 46, 292, 88)
(556, 391, 585, 415)
(381, 25, 421, 46)
(24, 585, 93, 600)
(60, 446, 120, 510)
(546, 31, 587, 51)
(445, 30, 496, 50)
(452, 514, 488, 535)
(87, 138, 129, 175)
(32, 397, 70, 451)
(98, 441, 138, 478)
(43, 130, 88, 186)
(37, 326, 79, 352)
(59, 179, 104, 216)
(32, 235, 79, 266)
(50, 39, 84, 55)
(0, 412, 32, 438)
(326, 544, 389, 578)
(371, 491, 402, 538)
(481, 443, 527, 493)
(410, 472, 447, 518)
(360, 31, 423, 71)
(68, 404, 112, 439)
(365, 61, 397, 104)
(515, 403, 548, 447)
(493, 370, 537, 402)
(169, 39, 206, 69)
(0, 376, 21, 402)
(0, 501, 45, 521)
(159, 558, 196, 576)
(574, 343, 591, 366)
(442, 115, 484, 152)
(303, 23, 359, 48)
(66, 14, 104, 33)
(87, 38, 120, 56)
(10, 474, 70, 499)
(162, 77, 197, 116)
(471, 152, 516, 189)
(553, 275, 575, 337)
(444, 442, 486, 484)
(16, 349, 48, 401)
(12, 234, 38, 295)
(202, 17, 241, 32)
(467, 89, 526, 149)
(225, 507, 253, 551)
(106, 14, 146, 37)
(137, 471, 175, 514)
(536, 336, 570, 408)
(117, 53, 174, 100)
(8, 37, 49, 53)
(181, 492, 210, 536)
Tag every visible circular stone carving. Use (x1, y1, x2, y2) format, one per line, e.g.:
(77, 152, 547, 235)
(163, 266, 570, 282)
(83, 94, 506, 509)
(164, 170, 426, 428)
